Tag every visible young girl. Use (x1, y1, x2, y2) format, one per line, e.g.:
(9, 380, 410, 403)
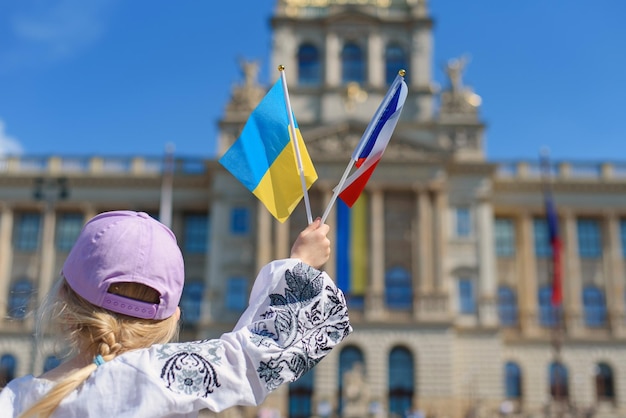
(0, 210, 351, 417)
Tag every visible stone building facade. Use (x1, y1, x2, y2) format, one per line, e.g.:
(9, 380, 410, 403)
(2, 1, 626, 417)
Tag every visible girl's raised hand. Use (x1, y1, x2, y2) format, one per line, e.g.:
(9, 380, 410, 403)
(289, 218, 331, 269)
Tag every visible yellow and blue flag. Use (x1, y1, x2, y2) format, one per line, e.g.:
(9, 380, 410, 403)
(219, 79, 317, 222)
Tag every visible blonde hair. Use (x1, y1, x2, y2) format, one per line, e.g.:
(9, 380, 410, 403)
(20, 279, 180, 418)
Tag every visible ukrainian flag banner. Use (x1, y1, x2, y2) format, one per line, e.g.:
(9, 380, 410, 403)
(219, 79, 317, 223)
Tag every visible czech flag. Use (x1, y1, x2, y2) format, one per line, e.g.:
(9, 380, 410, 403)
(337, 73, 408, 207)
(545, 192, 563, 306)
(219, 79, 317, 222)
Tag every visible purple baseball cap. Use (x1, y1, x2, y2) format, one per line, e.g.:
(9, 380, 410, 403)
(62, 210, 185, 320)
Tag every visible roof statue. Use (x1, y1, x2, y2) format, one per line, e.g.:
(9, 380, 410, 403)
(226, 59, 266, 113)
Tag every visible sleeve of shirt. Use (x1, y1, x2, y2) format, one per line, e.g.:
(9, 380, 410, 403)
(149, 259, 352, 413)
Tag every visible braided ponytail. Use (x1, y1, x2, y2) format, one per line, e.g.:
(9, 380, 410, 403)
(19, 280, 180, 418)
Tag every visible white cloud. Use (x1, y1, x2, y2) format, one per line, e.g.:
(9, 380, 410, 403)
(1, 0, 115, 68)
(0, 119, 24, 157)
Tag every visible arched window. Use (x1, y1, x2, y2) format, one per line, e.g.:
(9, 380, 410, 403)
(385, 266, 412, 310)
(583, 286, 607, 327)
(385, 44, 408, 85)
(388, 347, 414, 417)
(338, 346, 365, 415)
(341, 43, 365, 84)
(289, 368, 314, 418)
(7, 279, 34, 319)
(298, 43, 321, 85)
(549, 362, 569, 400)
(180, 281, 204, 327)
(538, 286, 559, 327)
(0, 354, 16, 387)
(43, 355, 62, 373)
(595, 362, 615, 401)
(504, 361, 522, 399)
(498, 286, 518, 326)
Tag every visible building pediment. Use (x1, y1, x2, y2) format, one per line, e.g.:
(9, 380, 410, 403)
(301, 121, 449, 163)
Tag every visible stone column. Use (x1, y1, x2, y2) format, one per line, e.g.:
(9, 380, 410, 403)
(417, 188, 433, 294)
(367, 30, 384, 87)
(477, 196, 497, 326)
(325, 32, 340, 87)
(605, 212, 625, 333)
(518, 212, 538, 335)
(37, 205, 57, 303)
(275, 218, 290, 261)
(0, 206, 14, 319)
(411, 26, 432, 88)
(366, 189, 385, 320)
(432, 187, 447, 292)
(256, 201, 272, 272)
(562, 210, 582, 331)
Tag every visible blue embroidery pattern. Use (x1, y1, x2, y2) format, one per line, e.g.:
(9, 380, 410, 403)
(253, 263, 350, 391)
(158, 263, 350, 397)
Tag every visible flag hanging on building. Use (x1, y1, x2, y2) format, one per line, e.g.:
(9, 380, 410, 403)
(337, 72, 408, 207)
(219, 79, 317, 223)
(545, 192, 563, 306)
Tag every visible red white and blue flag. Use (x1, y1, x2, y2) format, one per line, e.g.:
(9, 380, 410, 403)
(545, 191, 563, 307)
(337, 73, 408, 207)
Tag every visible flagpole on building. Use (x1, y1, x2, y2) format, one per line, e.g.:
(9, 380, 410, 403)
(278, 65, 313, 225)
(159, 143, 175, 228)
(540, 147, 565, 416)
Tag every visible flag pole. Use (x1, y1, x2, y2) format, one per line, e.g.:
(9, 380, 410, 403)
(321, 161, 355, 224)
(278, 65, 313, 224)
(159, 142, 175, 228)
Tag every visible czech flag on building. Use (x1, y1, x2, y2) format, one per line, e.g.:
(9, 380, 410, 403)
(337, 72, 408, 207)
(545, 192, 563, 307)
(219, 79, 317, 223)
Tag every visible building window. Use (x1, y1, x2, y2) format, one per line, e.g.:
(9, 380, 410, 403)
(549, 362, 569, 400)
(0, 354, 16, 387)
(498, 286, 518, 326)
(385, 43, 408, 85)
(298, 43, 321, 85)
(455, 207, 471, 237)
(385, 267, 412, 310)
(538, 286, 559, 327)
(43, 355, 61, 373)
(338, 346, 365, 416)
(55, 212, 84, 251)
(595, 362, 615, 401)
(582, 285, 607, 327)
(341, 42, 365, 84)
(504, 361, 522, 399)
(533, 218, 551, 257)
(619, 219, 626, 258)
(183, 213, 208, 254)
(577, 218, 602, 258)
(13, 212, 41, 251)
(226, 277, 247, 312)
(495, 218, 515, 257)
(388, 347, 414, 417)
(288, 368, 314, 418)
(230, 207, 249, 235)
(7, 279, 34, 319)
(180, 281, 204, 327)
(458, 278, 475, 314)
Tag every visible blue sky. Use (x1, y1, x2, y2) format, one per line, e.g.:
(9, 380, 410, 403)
(0, 1, 624, 162)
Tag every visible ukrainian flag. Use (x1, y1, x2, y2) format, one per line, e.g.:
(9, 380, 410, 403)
(219, 79, 317, 222)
